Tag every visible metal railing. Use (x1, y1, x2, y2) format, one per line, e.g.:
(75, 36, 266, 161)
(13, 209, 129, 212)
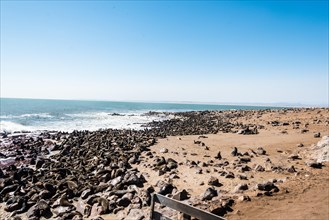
(150, 193, 226, 220)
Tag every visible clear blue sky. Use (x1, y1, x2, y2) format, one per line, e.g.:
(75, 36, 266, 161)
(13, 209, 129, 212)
(1, 1, 328, 105)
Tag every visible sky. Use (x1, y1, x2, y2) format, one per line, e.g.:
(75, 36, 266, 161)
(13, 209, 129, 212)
(1, 1, 328, 106)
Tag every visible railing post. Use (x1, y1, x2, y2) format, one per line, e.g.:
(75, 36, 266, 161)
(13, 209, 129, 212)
(150, 193, 155, 220)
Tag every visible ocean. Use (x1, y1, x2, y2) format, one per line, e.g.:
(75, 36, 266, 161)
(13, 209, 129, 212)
(0, 98, 281, 133)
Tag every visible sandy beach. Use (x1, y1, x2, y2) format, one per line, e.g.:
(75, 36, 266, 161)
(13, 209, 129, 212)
(0, 108, 328, 220)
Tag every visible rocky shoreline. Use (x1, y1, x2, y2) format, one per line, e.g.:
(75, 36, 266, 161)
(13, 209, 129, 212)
(0, 108, 328, 220)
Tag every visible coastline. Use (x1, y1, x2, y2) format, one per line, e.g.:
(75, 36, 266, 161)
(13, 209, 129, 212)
(0, 108, 328, 219)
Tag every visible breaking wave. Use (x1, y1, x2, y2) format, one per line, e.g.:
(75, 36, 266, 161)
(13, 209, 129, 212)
(0, 111, 167, 133)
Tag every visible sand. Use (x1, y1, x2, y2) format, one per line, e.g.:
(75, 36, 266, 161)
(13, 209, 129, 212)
(134, 108, 329, 219)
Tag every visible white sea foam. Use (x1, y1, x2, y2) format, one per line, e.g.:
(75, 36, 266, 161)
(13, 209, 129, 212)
(0, 121, 32, 133)
(0, 111, 167, 133)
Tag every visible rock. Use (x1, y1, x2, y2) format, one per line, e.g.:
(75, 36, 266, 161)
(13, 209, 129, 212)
(208, 177, 221, 186)
(202, 187, 218, 201)
(173, 189, 189, 201)
(314, 132, 321, 138)
(160, 148, 168, 153)
(125, 209, 144, 220)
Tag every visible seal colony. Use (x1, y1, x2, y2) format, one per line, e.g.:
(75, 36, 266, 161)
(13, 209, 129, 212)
(0, 108, 328, 220)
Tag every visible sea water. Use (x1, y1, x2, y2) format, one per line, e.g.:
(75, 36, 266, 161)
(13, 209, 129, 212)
(0, 98, 281, 133)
